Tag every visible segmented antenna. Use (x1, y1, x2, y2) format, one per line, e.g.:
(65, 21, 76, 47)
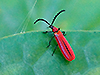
(34, 19, 50, 25)
(34, 10, 65, 26)
(51, 10, 65, 25)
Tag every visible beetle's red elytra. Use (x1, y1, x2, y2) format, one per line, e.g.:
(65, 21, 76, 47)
(34, 10, 75, 61)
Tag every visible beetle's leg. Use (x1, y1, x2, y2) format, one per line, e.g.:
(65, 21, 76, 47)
(62, 31, 66, 36)
(47, 36, 54, 48)
(52, 44, 58, 56)
(43, 31, 52, 34)
(58, 28, 60, 31)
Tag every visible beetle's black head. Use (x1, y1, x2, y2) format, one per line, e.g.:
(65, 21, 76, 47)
(49, 25, 54, 29)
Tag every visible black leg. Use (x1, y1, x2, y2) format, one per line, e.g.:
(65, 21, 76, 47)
(43, 31, 52, 34)
(62, 31, 66, 36)
(52, 44, 58, 56)
(47, 36, 54, 48)
(58, 28, 60, 31)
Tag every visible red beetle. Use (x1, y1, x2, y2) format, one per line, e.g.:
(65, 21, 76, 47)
(34, 10, 75, 61)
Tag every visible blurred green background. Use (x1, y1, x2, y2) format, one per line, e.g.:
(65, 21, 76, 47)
(0, 0, 100, 75)
(0, 0, 100, 38)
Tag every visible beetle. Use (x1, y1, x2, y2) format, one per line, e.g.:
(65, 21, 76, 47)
(34, 10, 75, 61)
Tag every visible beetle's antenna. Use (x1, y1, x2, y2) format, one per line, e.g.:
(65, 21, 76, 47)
(51, 10, 65, 25)
(34, 19, 50, 25)
(34, 10, 65, 26)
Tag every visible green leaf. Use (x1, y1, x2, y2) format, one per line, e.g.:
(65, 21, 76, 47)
(0, 31, 100, 75)
(0, 0, 100, 75)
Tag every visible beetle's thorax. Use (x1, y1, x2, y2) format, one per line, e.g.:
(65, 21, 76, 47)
(49, 25, 59, 32)
(52, 26, 58, 32)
